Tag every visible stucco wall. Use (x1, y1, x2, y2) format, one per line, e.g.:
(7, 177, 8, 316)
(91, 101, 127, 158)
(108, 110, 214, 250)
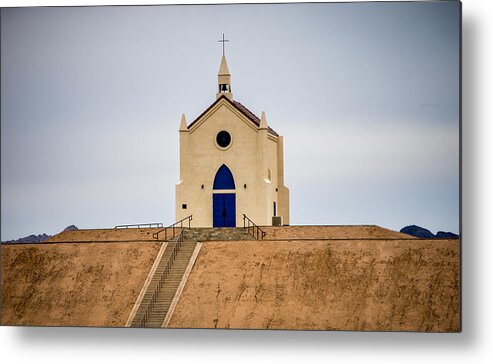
(168, 239, 459, 331)
(176, 98, 288, 227)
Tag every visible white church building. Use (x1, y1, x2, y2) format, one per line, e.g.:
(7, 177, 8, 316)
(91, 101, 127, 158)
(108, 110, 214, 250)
(175, 53, 289, 228)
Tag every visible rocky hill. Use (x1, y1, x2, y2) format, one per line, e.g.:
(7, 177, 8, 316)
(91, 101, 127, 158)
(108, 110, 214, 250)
(3, 225, 79, 244)
(400, 225, 459, 239)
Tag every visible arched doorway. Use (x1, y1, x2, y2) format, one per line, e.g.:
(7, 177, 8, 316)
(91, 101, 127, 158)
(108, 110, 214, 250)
(212, 164, 236, 227)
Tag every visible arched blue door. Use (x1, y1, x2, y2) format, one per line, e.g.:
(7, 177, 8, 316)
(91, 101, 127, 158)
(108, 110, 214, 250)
(213, 164, 236, 227)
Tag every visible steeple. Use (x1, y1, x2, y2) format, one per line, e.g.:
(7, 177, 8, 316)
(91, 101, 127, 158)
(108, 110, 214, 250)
(260, 111, 268, 129)
(179, 113, 188, 131)
(217, 54, 233, 100)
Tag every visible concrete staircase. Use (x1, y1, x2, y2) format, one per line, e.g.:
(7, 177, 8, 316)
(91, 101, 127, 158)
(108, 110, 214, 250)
(130, 240, 197, 328)
(183, 227, 255, 241)
(129, 227, 256, 328)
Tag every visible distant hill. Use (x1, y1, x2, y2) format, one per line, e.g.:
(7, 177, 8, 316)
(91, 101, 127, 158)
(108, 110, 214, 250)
(400, 225, 459, 239)
(436, 231, 460, 239)
(63, 225, 79, 232)
(400, 225, 435, 238)
(3, 225, 79, 243)
(5, 233, 52, 244)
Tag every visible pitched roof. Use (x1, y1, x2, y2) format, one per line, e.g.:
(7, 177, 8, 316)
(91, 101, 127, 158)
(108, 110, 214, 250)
(187, 95, 279, 137)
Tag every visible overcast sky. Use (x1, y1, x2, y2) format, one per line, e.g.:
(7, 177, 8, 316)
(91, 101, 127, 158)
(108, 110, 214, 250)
(1, 2, 460, 240)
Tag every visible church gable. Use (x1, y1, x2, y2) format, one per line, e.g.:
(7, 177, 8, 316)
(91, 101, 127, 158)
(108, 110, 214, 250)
(186, 95, 278, 137)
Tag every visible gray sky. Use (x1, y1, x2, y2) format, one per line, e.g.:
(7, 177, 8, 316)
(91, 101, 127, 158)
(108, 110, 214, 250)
(1, 2, 460, 240)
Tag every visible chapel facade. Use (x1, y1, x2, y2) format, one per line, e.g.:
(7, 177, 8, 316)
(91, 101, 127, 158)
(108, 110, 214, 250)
(175, 54, 289, 227)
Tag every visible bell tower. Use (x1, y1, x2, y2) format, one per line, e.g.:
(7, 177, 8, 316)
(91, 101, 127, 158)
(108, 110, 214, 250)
(217, 54, 233, 100)
(216, 34, 233, 100)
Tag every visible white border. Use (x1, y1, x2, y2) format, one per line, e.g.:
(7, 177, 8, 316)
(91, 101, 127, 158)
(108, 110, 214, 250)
(2, 1, 493, 364)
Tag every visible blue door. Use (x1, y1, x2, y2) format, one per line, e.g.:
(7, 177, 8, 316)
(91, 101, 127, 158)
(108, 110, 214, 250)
(212, 164, 236, 227)
(213, 193, 236, 227)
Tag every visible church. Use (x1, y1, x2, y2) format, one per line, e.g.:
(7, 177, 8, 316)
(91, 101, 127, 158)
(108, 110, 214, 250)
(175, 52, 289, 228)
(0, 45, 459, 333)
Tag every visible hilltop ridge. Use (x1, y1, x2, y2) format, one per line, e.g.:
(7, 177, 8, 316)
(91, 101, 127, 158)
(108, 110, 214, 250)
(3, 225, 79, 244)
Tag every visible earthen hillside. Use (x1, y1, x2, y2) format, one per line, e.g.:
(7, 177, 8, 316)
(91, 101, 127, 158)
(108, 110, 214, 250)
(1, 241, 161, 326)
(261, 225, 414, 240)
(46, 228, 165, 243)
(1, 225, 459, 331)
(169, 239, 459, 331)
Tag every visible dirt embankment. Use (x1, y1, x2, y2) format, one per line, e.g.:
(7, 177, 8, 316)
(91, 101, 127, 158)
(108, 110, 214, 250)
(46, 228, 166, 243)
(261, 225, 414, 240)
(169, 239, 459, 332)
(1, 242, 161, 327)
(46, 226, 406, 243)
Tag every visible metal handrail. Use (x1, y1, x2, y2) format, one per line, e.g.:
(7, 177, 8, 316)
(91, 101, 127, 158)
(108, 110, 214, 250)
(114, 222, 163, 229)
(153, 215, 193, 241)
(242, 214, 266, 240)
(138, 229, 185, 327)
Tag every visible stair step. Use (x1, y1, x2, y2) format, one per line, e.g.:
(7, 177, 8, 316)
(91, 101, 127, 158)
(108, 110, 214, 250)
(182, 227, 257, 242)
(129, 240, 198, 328)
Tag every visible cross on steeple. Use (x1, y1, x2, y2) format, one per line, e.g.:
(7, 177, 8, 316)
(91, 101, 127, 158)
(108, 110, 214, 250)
(218, 33, 229, 56)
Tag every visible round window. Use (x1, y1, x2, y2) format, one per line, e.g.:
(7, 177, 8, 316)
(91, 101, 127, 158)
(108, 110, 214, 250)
(216, 131, 231, 148)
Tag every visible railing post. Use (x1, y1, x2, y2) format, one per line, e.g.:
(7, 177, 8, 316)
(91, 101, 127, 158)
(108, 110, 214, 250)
(242, 214, 265, 241)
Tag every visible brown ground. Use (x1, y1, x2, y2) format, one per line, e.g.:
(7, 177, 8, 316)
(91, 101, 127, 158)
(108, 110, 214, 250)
(46, 228, 168, 243)
(261, 225, 413, 240)
(1, 242, 161, 327)
(168, 239, 459, 332)
(1, 226, 459, 331)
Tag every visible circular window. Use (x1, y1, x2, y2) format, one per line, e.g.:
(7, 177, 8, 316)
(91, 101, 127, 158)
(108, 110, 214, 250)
(216, 131, 232, 149)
